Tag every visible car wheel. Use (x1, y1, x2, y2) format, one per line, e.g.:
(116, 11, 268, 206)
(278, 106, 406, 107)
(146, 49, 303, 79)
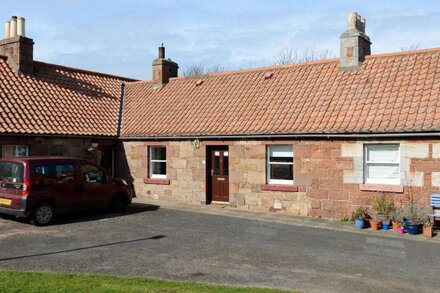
(31, 203, 55, 226)
(110, 194, 128, 212)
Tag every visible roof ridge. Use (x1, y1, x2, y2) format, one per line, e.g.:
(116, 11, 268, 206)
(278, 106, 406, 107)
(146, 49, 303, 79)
(365, 46, 440, 60)
(33, 60, 137, 81)
(118, 46, 440, 86)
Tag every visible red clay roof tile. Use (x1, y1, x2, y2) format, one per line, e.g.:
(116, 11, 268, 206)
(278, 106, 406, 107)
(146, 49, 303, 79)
(122, 48, 440, 137)
(0, 58, 134, 136)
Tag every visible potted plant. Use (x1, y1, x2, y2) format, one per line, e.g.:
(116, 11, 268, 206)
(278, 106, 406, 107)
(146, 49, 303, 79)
(391, 207, 404, 232)
(423, 219, 433, 238)
(352, 207, 368, 229)
(401, 203, 428, 235)
(400, 177, 430, 235)
(369, 214, 381, 231)
(371, 193, 394, 230)
(396, 220, 405, 235)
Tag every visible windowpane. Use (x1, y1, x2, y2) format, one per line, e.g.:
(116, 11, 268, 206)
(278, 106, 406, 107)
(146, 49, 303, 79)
(151, 146, 166, 161)
(0, 162, 24, 183)
(2, 146, 14, 158)
(367, 164, 399, 180)
(55, 164, 75, 183)
(267, 145, 294, 184)
(269, 145, 293, 158)
(213, 154, 220, 176)
(366, 145, 399, 163)
(1, 145, 28, 158)
(149, 146, 167, 178)
(34, 165, 51, 176)
(81, 164, 105, 183)
(16, 146, 28, 157)
(223, 153, 228, 176)
(364, 144, 400, 184)
(151, 162, 166, 175)
(270, 164, 293, 180)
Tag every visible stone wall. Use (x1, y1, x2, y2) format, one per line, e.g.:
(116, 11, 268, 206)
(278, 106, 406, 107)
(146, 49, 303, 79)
(121, 139, 440, 219)
(0, 135, 115, 166)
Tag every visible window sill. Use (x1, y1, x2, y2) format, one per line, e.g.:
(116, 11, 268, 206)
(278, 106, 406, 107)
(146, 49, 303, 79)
(359, 183, 403, 193)
(144, 178, 170, 185)
(261, 184, 298, 192)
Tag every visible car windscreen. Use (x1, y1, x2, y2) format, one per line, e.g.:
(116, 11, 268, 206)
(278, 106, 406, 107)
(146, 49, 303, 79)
(0, 162, 24, 183)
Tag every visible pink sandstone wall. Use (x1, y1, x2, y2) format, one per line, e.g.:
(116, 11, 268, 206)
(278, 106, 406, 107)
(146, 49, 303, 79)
(122, 139, 440, 219)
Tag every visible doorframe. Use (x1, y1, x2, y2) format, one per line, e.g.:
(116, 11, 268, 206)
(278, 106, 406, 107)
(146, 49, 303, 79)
(205, 145, 229, 204)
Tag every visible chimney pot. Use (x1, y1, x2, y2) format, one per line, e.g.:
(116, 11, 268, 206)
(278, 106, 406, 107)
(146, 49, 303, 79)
(158, 43, 165, 59)
(9, 16, 17, 37)
(17, 17, 25, 37)
(4, 21, 10, 39)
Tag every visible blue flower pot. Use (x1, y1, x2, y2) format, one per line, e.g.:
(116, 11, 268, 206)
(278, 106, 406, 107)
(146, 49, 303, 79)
(406, 224, 422, 235)
(354, 218, 366, 229)
(382, 223, 390, 230)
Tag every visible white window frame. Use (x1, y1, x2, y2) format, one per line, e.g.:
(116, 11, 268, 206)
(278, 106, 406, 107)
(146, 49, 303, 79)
(148, 146, 167, 179)
(266, 145, 294, 185)
(364, 144, 400, 185)
(2, 145, 29, 158)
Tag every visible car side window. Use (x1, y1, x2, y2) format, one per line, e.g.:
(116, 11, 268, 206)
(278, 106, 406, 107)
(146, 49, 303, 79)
(34, 165, 51, 177)
(81, 164, 105, 184)
(54, 164, 75, 183)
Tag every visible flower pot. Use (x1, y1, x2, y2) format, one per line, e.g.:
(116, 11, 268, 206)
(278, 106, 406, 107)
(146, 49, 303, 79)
(382, 223, 390, 230)
(354, 218, 366, 229)
(406, 223, 422, 235)
(396, 226, 404, 235)
(423, 226, 433, 238)
(392, 221, 399, 231)
(369, 220, 380, 231)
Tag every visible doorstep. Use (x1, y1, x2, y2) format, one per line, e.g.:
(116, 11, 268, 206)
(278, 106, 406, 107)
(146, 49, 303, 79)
(132, 198, 440, 244)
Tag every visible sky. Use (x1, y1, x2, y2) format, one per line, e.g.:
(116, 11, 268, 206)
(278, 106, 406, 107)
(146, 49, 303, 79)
(1, 0, 440, 80)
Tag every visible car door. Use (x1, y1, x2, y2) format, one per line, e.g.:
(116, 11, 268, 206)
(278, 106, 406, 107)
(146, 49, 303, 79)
(79, 163, 111, 210)
(51, 162, 80, 212)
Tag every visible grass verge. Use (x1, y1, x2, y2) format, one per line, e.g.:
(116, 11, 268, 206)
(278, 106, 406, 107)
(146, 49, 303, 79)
(0, 270, 290, 293)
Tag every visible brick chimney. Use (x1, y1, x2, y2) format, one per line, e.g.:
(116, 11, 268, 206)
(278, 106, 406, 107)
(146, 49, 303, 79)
(152, 44, 178, 85)
(339, 12, 371, 71)
(0, 16, 34, 75)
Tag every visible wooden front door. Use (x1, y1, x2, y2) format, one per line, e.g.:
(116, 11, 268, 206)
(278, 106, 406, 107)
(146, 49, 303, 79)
(210, 149, 229, 202)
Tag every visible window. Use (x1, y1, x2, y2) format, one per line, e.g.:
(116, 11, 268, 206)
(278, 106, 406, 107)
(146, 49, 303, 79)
(2, 145, 29, 158)
(81, 164, 105, 184)
(55, 164, 75, 183)
(364, 144, 400, 185)
(34, 165, 51, 177)
(149, 146, 167, 179)
(0, 162, 24, 183)
(267, 145, 293, 185)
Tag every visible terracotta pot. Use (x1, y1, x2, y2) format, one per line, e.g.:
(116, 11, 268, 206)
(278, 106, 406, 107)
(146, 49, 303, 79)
(392, 221, 398, 231)
(369, 220, 380, 231)
(423, 226, 433, 238)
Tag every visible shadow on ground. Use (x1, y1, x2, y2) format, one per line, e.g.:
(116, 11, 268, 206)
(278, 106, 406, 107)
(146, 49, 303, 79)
(0, 203, 160, 226)
(0, 234, 166, 262)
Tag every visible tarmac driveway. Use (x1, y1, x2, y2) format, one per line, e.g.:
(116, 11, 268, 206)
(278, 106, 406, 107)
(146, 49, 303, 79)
(0, 203, 439, 293)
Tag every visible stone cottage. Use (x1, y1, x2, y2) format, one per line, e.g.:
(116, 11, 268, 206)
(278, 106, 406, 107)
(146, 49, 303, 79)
(0, 13, 439, 219)
(120, 12, 440, 219)
(0, 16, 134, 175)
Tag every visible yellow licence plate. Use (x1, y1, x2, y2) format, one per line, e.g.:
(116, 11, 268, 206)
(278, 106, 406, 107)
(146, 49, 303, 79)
(0, 198, 12, 206)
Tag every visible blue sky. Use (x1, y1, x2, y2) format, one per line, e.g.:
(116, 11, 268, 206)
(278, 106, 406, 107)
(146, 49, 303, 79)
(2, 1, 440, 79)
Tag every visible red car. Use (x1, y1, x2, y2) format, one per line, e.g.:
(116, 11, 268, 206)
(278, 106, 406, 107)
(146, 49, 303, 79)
(0, 157, 131, 226)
